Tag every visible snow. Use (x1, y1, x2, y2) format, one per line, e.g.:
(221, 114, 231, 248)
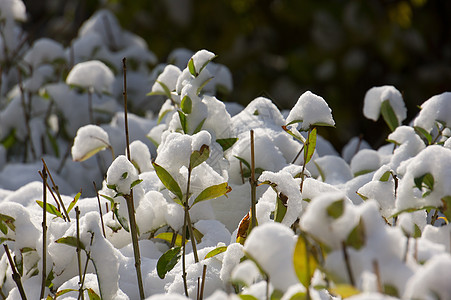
(190, 49, 216, 74)
(350, 149, 381, 175)
(127, 140, 153, 173)
(243, 222, 298, 291)
(0, 0, 26, 22)
(151, 65, 182, 94)
(106, 155, 139, 195)
(286, 91, 335, 130)
(66, 60, 115, 94)
(363, 85, 406, 124)
(342, 136, 372, 163)
(72, 124, 111, 162)
(23, 38, 65, 68)
(413, 91, 451, 132)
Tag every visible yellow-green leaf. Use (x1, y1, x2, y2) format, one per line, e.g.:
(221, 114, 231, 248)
(67, 192, 81, 213)
(329, 284, 360, 298)
(204, 245, 227, 259)
(36, 200, 63, 218)
(293, 234, 317, 288)
(346, 218, 366, 250)
(216, 138, 238, 151)
(87, 288, 101, 300)
(154, 232, 185, 247)
(188, 58, 197, 76)
(304, 127, 317, 164)
(177, 110, 188, 133)
(152, 162, 183, 201)
(191, 182, 231, 207)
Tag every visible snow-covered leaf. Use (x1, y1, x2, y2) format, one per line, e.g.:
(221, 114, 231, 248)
(204, 245, 227, 259)
(55, 236, 85, 250)
(181, 95, 192, 114)
(216, 138, 238, 151)
(326, 199, 344, 219)
(72, 125, 110, 162)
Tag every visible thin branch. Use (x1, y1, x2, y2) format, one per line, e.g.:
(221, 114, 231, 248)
(93, 182, 106, 238)
(250, 130, 257, 231)
(40, 165, 48, 299)
(199, 264, 207, 300)
(42, 159, 70, 221)
(3, 244, 27, 300)
(341, 241, 355, 286)
(75, 207, 84, 300)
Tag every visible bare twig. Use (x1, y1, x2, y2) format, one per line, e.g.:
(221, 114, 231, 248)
(199, 264, 207, 300)
(122, 57, 145, 300)
(250, 130, 257, 231)
(75, 207, 84, 300)
(40, 165, 48, 299)
(341, 241, 355, 286)
(93, 182, 106, 238)
(372, 260, 382, 293)
(42, 159, 70, 221)
(17, 68, 36, 161)
(3, 244, 27, 300)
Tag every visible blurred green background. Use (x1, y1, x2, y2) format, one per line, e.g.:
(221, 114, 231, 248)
(22, 0, 451, 151)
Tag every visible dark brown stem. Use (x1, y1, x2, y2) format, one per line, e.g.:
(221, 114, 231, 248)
(42, 159, 70, 221)
(17, 68, 36, 161)
(40, 165, 48, 299)
(181, 205, 189, 297)
(250, 130, 257, 231)
(122, 58, 145, 299)
(199, 264, 207, 300)
(341, 241, 355, 286)
(75, 207, 84, 300)
(3, 244, 27, 300)
(93, 182, 106, 238)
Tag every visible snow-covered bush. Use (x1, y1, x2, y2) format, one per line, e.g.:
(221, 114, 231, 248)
(1, 1, 451, 299)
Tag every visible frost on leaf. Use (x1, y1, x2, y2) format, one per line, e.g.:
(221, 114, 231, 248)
(71, 124, 110, 162)
(286, 91, 335, 130)
(66, 60, 114, 94)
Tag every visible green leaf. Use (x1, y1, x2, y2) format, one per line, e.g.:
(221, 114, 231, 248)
(414, 126, 432, 145)
(0, 214, 15, 233)
(193, 118, 206, 134)
(414, 173, 434, 191)
(106, 184, 117, 191)
(0, 129, 16, 149)
(114, 209, 130, 232)
(354, 169, 374, 177)
(271, 289, 284, 300)
(87, 288, 101, 300)
(177, 110, 188, 133)
(188, 58, 197, 76)
(157, 109, 172, 124)
(413, 224, 422, 238)
(0, 222, 7, 235)
(380, 100, 399, 132)
(67, 192, 81, 213)
(130, 179, 143, 189)
(216, 138, 238, 151)
(154, 232, 185, 247)
(379, 171, 392, 182)
(36, 201, 63, 218)
(274, 193, 288, 223)
(234, 156, 250, 169)
(326, 199, 344, 219)
(152, 162, 183, 201)
(190, 144, 210, 169)
(304, 127, 317, 164)
(196, 77, 213, 95)
(191, 182, 231, 207)
(293, 234, 317, 288)
(55, 236, 85, 250)
(181, 95, 192, 114)
(121, 172, 128, 179)
(199, 55, 217, 74)
(157, 246, 182, 279)
(100, 194, 115, 203)
(383, 284, 399, 297)
(281, 125, 305, 143)
(147, 80, 172, 99)
(346, 217, 366, 250)
(204, 245, 227, 259)
(75, 145, 108, 162)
